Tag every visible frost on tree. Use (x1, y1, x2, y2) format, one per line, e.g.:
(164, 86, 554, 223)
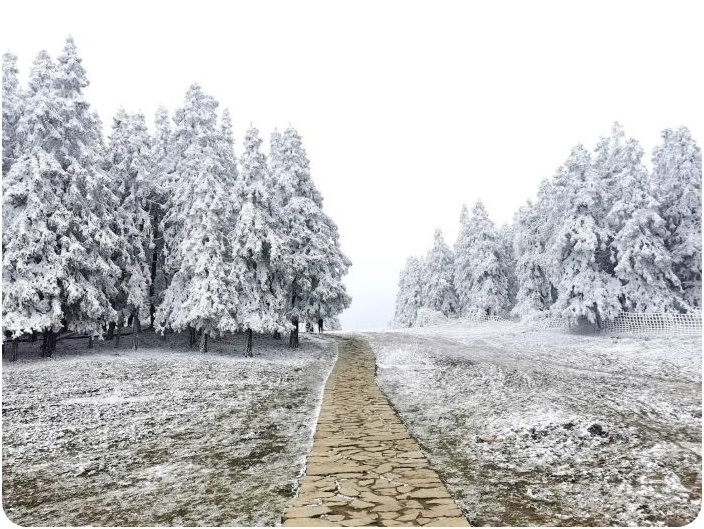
(512, 187, 554, 320)
(422, 229, 457, 317)
(394, 256, 425, 327)
(156, 85, 237, 351)
(147, 106, 173, 324)
(269, 127, 351, 347)
(652, 127, 702, 309)
(3, 40, 120, 353)
(498, 223, 518, 311)
(551, 145, 621, 327)
(104, 110, 154, 347)
(2, 52, 22, 178)
(454, 201, 508, 317)
(229, 127, 284, 355)
(599, 125, 685, 313)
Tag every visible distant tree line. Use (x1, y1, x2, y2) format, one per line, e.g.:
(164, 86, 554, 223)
(395, 123, 701, 328)
(2, 37, 351, 359)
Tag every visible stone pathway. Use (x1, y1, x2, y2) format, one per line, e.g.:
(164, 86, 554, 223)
(283, 336, 469, 527)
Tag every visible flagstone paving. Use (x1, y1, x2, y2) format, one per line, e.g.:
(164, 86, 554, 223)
(283, 336, 469, 527)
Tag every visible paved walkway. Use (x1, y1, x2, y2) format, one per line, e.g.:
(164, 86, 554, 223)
(283, 336, 468, 527)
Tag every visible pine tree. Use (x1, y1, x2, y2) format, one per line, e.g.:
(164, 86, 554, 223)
(51, 37, 121, 337)
(104, 110, 154, 348)
(498, 223, 518, 311)
(652, 127, 702, 309)
(147, 106, 172, 326)
(229, 126, 283, 355)
(551, 145, 621, 326)
(455, 201, 508, 316)
(604, 129, 684, 312)
(512, 182, 555, 320)
(423, 229, 458, 316)
(2, 52, 22, 178)
(156, 85, 237, 351)
(270, 127, 351, 347)
(394, 256, 425, 327)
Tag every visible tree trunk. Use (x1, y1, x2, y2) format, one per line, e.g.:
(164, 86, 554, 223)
(132, 313, 139, 351)
(41, 331, 48, 358)
(11, 338, 19, 362)
(149, 227, 158, 329)
(106, 321, 116, 340)
(318, 318, 323, 333)
(246, 328, 253, 357)
(199, 331, 208, 353)
(30, 331, 37, 343)
(88, 335, 93, 349)
(189, 327, 197, 349)
(42, 330, 56, 357)
(593, 303, 603, 330)
(289, 318, 300, 349)
(273, 330, 281, 340)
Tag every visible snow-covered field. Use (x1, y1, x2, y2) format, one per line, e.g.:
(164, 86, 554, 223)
(2, 331, 337, 526)
(366, 322, 702, 526)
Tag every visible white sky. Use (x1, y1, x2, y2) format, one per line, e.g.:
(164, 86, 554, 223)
(1, 0, 702, 330)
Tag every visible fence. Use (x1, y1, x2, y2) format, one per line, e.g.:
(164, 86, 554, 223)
(601, 312, 702, 336)
(456, 312, 701, 336)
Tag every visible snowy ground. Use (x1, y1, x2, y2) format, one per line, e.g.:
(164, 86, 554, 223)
(2, 330, 337, 526)
(366, 322, 702, 526)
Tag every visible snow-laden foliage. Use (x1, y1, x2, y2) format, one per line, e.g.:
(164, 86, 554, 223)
(413, 307, 448, 327)
(394, 256, 425, 327)
(421, 229, 458, 316)
(602, 127, 685, 312)
(551, 145, 622, 325)
(229, 127, 284, 333)
(157, 85, 237, 339)
(397, 123, 700, 327)
(454, 201, 508, 316)
(270, 127, 352, 335)
(652, 127, 702, 309)
(2, 52, 22, 178)
(104, 111, 154, 326)
(3, 40, 120, 339)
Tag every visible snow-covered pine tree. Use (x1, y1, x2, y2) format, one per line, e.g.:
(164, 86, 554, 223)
(270, 127, 351, 347)
(147, 106, 173, 327)
(603, 129, 685, 312)
(498, 223, 518, 312)
(2, 52, 22, 178)
(551, 145, 621, 326)
(3, 51, 67, 353)
(423, 229, 458, 316)
(156, 85, 238, 351)
(512, 186, 554, 320)
(104, 110, 154, 348)
(229, 126, 283, 356)
(51, 37, 121, 339)
(394, 256, 425, 327)
(454, 201, 508, 316)
(652, 127, 702, 309)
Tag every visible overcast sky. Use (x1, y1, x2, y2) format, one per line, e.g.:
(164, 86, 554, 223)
(2, 0, 702, 330)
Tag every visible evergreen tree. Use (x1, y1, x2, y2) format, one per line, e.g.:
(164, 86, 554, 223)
(498, 223, 518, 311)
(156, 85, 237, 351)
(270, 127, 351, 347)
(605, 129, 684, 312)
(652, 127, 702, 309)
(424, 229, 458, 316)
(147, 106, 172, 326)
(2, 52, 22, 178)
(551, 145, 621, 326)
(51, 37, 120, 337)
(394, 256, 425, 327)
(455, 201, 508, 316)
(104, 110, 154, 347)
(229, 126, 283, 355)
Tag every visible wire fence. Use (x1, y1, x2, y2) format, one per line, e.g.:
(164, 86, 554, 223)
(601, 312, 702, 336)
(458, 312, 702, 336)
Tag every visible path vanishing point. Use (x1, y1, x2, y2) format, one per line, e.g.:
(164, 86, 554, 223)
(283, 336, 469, 527)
